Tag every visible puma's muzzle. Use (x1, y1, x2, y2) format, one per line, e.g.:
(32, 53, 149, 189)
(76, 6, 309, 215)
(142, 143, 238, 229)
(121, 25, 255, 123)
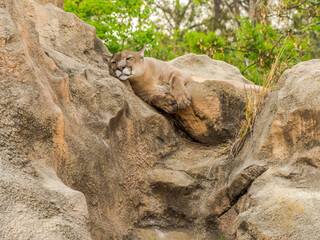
(105, 49, 143, 81)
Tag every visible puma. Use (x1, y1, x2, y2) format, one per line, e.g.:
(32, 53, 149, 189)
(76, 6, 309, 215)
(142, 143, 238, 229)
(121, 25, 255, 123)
(102, 46, 192, 114)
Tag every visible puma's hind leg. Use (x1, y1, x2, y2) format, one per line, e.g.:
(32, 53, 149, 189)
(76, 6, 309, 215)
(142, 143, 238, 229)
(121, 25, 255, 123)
(169, 72, 191, 109)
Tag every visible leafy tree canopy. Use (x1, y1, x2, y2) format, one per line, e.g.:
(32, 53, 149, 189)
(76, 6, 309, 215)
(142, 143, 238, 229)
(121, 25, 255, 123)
(64, 0, 320, 84)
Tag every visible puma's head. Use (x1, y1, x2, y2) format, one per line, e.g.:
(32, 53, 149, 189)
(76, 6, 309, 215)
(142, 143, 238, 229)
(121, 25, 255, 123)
(102, 46, 146, 81)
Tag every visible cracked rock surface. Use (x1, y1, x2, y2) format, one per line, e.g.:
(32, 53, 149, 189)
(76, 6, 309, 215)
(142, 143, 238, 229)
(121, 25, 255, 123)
(1, 0, 320, 240)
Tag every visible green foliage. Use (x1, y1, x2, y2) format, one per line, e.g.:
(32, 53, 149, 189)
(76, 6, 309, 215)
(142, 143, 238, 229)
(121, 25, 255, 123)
(154, 18, 311, 84)
(218, 234, 224, 240)
(64, 0, 156, 53)
(229, 18, 310, 83)
(64, 0, 319, 85)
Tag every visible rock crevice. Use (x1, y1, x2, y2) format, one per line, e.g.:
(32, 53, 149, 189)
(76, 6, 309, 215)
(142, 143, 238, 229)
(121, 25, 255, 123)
(1, 0, 320, 240)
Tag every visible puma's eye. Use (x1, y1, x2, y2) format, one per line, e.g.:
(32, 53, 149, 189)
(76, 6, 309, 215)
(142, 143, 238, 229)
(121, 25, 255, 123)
(111, 60, 116, 64)
(126, 57, 133, 61)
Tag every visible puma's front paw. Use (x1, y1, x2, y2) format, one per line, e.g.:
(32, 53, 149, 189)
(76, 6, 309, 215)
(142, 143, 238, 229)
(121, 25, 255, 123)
(172, 89, 191, 110)
(162, 96, 178, 114)
(149, 93, 178, 114)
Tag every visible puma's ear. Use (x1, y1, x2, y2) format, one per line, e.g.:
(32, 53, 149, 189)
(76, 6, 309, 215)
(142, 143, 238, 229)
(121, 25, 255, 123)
(137, 45, 146, 57)
(102, 54, 113, 64)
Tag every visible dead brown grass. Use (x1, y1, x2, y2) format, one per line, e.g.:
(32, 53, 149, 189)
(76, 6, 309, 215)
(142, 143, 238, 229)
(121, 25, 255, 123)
(230, 41, 300, 158)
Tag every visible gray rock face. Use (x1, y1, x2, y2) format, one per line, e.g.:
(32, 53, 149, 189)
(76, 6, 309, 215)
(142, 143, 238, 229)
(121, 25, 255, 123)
(2, 0, 320, 239)
(250, 59, 320, 162)
(172, 80, 246, 145)
(169, 53, 259, 146)
(0, 0, 92, 239)
(233, 59, 320, 240)
(170, 53, 252, 85)
(36, 0, 64, 8)
(1, 0, 244, 239)
(237, 166, 320, 240)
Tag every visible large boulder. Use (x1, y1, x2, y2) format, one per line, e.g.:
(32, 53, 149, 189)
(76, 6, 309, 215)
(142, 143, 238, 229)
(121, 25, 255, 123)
(173, 80, 246, 145)
(0, 0, 177, 238)
(1, 0, 245, 239)
(228, 60, 320, 239)
(36, 0, 64, 8)
(3, 0, 320, 239)
(170, 54, 257, 145)
(236, 165, 320, 240)
(244, 59, 320, 162)
(169, 53, 252, 85)
(0, 0, 91, 239)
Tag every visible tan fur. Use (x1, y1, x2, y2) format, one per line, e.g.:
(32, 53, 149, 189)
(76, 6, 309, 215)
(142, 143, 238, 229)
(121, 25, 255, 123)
(102, 47, 192, 113)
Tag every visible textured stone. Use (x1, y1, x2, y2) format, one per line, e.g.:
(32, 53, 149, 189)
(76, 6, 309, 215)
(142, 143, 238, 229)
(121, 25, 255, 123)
(3, 0, 320, 239)
(205, 165, 267, 219)
(237, 166, 320, 240)
(134, 228, 196, 240)
(239, 59, 320, 163)
(36, 0, 64, 8)
(167, 53, 261, 145)
(148, 169, 194, 188)
(170, 53, 252, 85)
(233, 60, 320, 240)
(172, 80, 246, 145)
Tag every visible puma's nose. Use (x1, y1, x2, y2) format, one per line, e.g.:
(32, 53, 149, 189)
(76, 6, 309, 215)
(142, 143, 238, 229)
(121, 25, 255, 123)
(117, 65, 125, 71)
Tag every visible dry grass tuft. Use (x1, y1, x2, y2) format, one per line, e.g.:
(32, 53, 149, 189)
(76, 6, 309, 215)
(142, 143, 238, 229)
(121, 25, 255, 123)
(230, 40, 300, 158)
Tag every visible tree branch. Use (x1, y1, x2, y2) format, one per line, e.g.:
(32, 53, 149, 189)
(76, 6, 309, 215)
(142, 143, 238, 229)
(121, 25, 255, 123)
(222, 0, 241, 27)
(269, 34, 286, 56)
(188, 22, 207, 30)
(180, 0, 193, 19)
(241, 61, 258, 74)
(155, 1, 175, 31)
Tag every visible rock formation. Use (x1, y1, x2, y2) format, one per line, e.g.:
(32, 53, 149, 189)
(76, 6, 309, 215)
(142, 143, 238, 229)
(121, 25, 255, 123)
(1, 0, 320, 240)
(233, 59, 320, 239)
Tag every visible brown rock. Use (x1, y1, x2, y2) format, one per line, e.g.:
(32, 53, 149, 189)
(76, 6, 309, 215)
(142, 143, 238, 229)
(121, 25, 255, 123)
(233, 60, 320, 239)
(5, 0, 320, 240)
(236, 166, 320, 240)
(239, 59, 320, 163)
(172, 80, 247, 145)
(36, 0, 64, 8)
(0, 0, 178, 238)
(168, 53, 260, 146)
(205, 165, 267, 219)
(134, 228, 195, 240)
(170, 53, 253, 85)
(148, 169, 194, 188)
